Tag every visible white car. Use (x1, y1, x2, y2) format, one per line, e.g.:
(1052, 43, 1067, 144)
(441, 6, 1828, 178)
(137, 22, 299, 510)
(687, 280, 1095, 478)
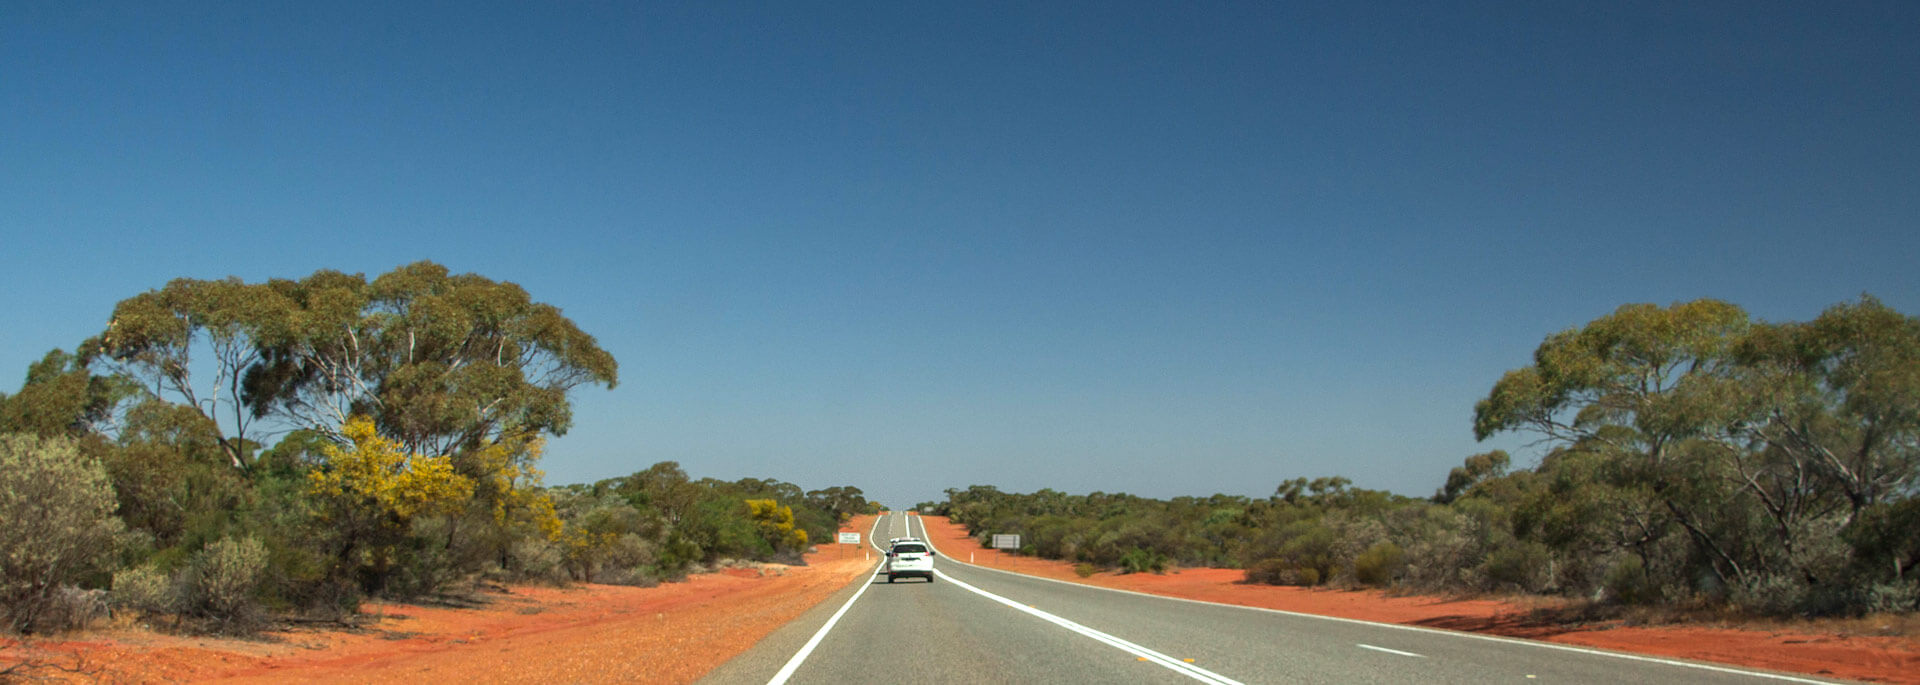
(885, 540, 935, 583)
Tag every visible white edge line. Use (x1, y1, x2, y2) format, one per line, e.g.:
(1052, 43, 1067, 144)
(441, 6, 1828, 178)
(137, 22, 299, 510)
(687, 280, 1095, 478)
(908, 515, 1240, 685)
(934, 568, 1241, 684)
(1357, 643, 1424, 658)
(912, 518, 1840, 685)
(765, 515, 888, 685)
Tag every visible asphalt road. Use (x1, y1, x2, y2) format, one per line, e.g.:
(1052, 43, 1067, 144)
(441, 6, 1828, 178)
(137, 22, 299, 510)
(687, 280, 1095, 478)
(700, 513, 1844, 685)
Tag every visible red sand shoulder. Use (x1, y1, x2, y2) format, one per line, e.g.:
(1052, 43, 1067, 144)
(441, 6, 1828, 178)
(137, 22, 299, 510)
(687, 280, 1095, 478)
(916, 514, 1920, 685)
(0, 514, 884, 684)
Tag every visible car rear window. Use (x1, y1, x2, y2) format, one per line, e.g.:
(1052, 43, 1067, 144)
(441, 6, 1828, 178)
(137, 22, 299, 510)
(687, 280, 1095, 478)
(893, 544, 927, 554)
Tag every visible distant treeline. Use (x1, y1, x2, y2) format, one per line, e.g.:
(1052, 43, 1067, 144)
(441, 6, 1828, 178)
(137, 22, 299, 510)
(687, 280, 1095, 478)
(923, 297, 1919, 617)
(0, 262, 877, 636)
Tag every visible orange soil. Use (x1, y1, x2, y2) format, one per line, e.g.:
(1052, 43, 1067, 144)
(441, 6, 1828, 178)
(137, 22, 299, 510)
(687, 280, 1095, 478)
(0, 514, 882, 684)
(917, 515, 1920, 684)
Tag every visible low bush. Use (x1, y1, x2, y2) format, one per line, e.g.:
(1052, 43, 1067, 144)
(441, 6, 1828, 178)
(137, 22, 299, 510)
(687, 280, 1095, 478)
(181, 536, 268, 633)
(1119, 547, 1169, 574)
(1353, 541, 1405, 587)
(1855, 582, 1920, 614)
(1601, 556, 1652, 605)
(593, 533, 658, 584)
(1730, 573, 1810, 616)
(1483, 542, 1551, 592)
(110, 565, 177, 616)
(30, 586, 109, 633)
(508, 537, 567, 584)
(1246, 558, 1320, 586)
(0, 434, 127, 634)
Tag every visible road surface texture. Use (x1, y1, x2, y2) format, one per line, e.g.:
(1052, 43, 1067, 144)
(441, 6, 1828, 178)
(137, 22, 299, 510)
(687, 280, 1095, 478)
(702, 512, 1847, 685)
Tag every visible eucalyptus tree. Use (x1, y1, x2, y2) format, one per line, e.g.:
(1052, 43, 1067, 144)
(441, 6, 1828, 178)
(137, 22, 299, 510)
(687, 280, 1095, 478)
(1728, 297, 1920, 605)
(82, 276, 287, 468)
(1729, 296, 1919, 520)
(79, 262, 619, 594)
(805, 485, 875, 522)
(1433, 450, 1509, 504)
(0, 349, 136, 439)
(1473, 297, 1919, 609)
(1475, 300, 1763, 590)
(84, 261, 618, 473)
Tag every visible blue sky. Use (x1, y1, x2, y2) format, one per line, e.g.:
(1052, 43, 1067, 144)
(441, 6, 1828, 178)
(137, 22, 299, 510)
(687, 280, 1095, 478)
(4, 2, 1916, 509)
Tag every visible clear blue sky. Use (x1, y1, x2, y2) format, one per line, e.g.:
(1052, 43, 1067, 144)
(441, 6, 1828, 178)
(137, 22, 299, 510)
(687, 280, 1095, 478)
(4, 2, 1916, 509)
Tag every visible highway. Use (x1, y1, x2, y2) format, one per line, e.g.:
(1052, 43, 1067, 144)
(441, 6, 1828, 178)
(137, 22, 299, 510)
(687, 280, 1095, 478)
(700, 512, 1841, 684)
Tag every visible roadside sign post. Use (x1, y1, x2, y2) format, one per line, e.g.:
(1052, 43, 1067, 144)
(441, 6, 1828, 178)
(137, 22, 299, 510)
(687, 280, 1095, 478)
(837, 532, 860, 559)
(991, 534, 1020, 566)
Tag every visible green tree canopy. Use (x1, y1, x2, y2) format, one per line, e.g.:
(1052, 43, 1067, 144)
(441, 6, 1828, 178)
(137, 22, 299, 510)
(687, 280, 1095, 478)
(1473, 296, 1920, 600)
(83, 261, 618, 468)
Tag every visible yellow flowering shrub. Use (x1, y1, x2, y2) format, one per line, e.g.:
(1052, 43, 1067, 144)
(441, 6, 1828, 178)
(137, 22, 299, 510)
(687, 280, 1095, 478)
(746, 498, 808, 551)
(307, 416, 473, 522)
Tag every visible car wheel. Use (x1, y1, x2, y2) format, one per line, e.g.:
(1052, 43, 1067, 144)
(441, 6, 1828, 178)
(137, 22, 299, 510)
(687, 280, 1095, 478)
(926, 575, 934, 583)
(886, 574, 895, 583)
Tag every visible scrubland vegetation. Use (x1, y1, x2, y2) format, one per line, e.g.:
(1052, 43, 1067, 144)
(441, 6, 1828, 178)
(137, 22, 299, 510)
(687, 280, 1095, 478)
(4, 263, 1911, 638)
(926, 297, 1919, 618)
(0, 262, 876, 636)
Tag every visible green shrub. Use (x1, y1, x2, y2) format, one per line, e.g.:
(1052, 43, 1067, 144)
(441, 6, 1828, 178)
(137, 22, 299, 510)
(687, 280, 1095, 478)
(1119, 547, 1169, 574)
(653, 535, 702, 580)
(256, 534, 335, 614)
(1353, 541, 1405, 587)
(1073, 563, 1098, 578)
(1245, 558, 1319, 586)
(1729, 573, 1809, 615)
(1856, 582, 1920, 614)
(1601, 555, 1652, 605)
(182, 536, 268, 633)
(592, 533, 658, 585)
(381, 534, 462, 598)
(1483, 542, 1551, 592)
(509, 537, 567, 584)
(0, 434, 127, 633)
(1261, 521, 1338, 585)
(111, 565, 177, 616)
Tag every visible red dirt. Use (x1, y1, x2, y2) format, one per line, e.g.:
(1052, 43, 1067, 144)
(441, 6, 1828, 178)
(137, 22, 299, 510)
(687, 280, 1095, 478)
(0, 514, 883, 684)
(916, 514, 1920, 684)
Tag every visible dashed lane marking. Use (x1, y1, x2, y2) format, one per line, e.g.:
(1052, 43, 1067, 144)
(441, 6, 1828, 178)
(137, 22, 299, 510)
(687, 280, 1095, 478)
(1357, 644, 1425, 658)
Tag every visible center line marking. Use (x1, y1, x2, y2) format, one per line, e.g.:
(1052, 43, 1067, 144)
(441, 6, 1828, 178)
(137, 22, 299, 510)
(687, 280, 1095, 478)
(1358, 644, 1425, 658)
